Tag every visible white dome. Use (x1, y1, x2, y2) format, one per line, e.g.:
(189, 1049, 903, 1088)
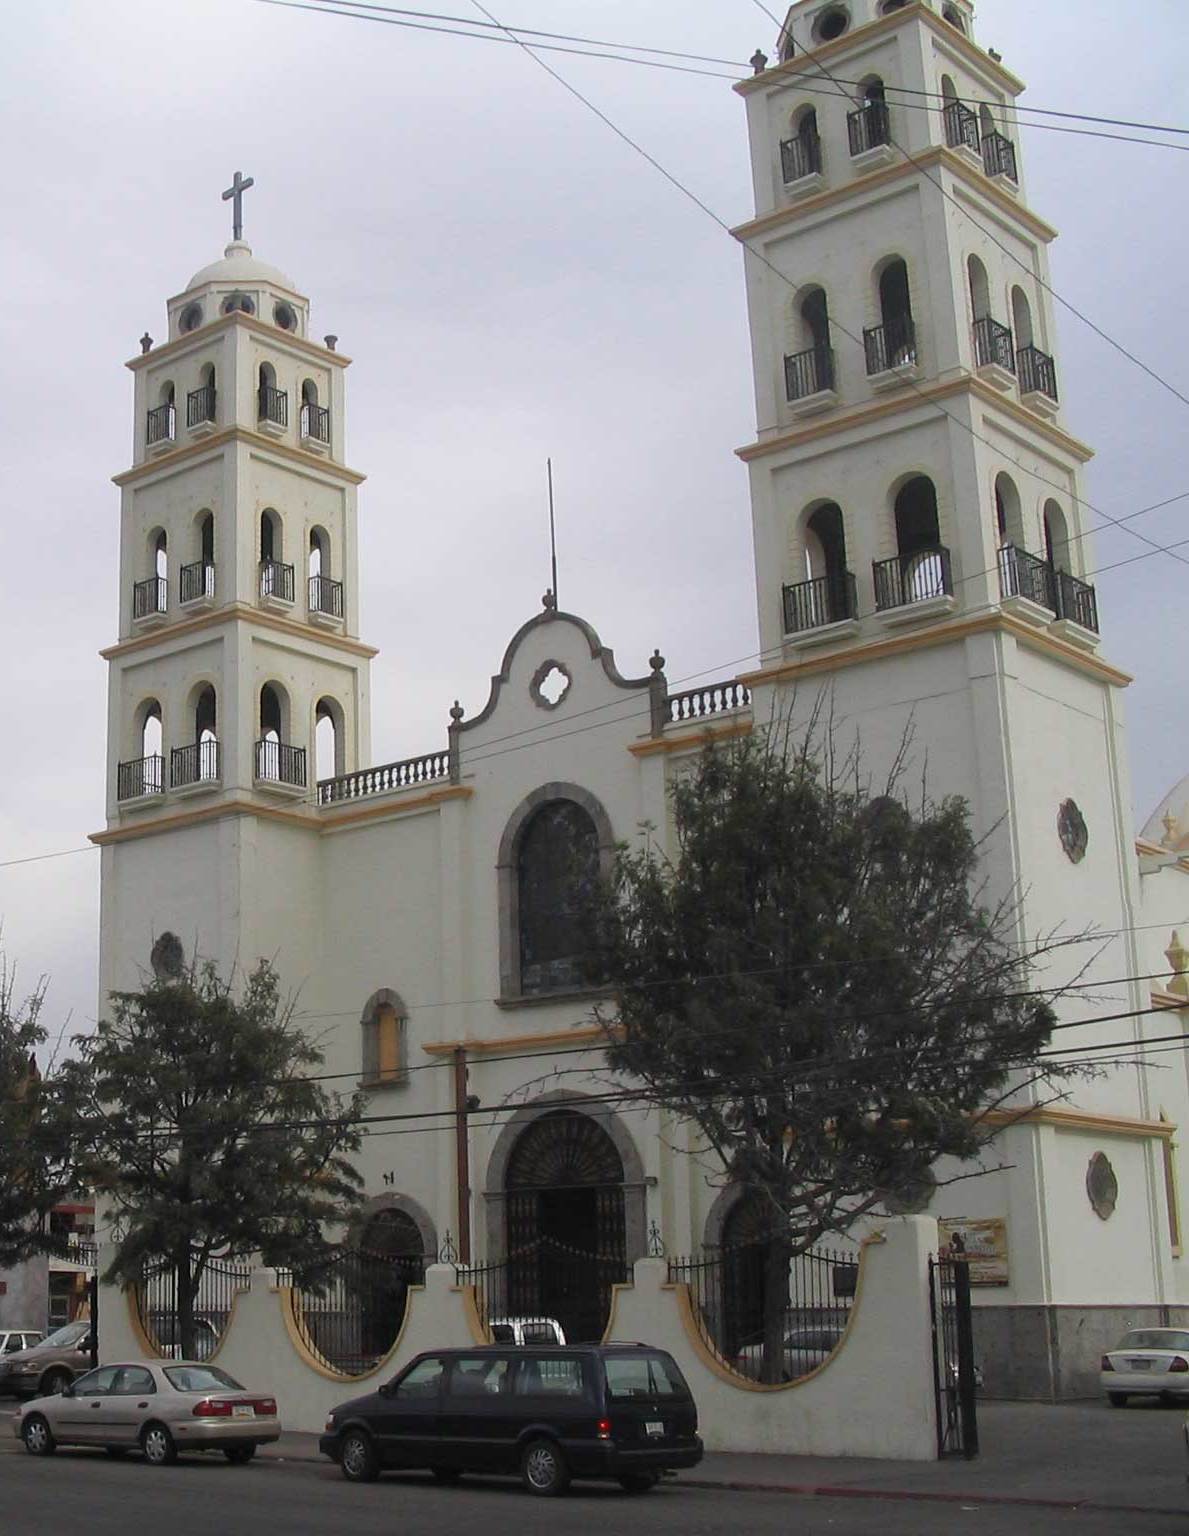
(186, 240, 297, 293)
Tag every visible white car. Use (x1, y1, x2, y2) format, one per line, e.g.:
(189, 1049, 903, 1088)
(0, 1330, 44, 1357)
(1101, 1328, 1189, 1406)
(487, 1317, 567, 1346)
(15, 1360, 280, 1464)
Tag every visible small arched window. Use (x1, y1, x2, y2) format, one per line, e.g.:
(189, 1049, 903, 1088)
(893, 476, 947, 602)
(994, 473, 1024, 547)
(260, 510, 279, 565)
(141, 701, 162, 761)
(1011, 286, 1034, 351)
(863, 76, 887, 107)
(1044, 500, 1070, 572)
(361, 991, 408, 1087)
(192, 685, 219, 782)
(870, 258, 915, 370)
(199, 512, 215, 567)
(793, 501, 852, 629)
(260, 683, 283, 743)
(258, 362, 287, 428)
(309, 526, 328, 579)
(979, 104, 997, 141)
(517, 800, 601, 996)
(154, 530, 168, 582)
(967, 256, 991, 321)
(315, 696, 341, 782)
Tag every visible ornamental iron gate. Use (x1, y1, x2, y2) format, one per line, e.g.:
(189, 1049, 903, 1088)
(135, 1256, 252, 1360)
(281, 1246, 427, 1377)
(929, 1255, 979, 1459)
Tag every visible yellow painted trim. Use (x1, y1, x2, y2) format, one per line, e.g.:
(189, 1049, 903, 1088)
(100, 603, 378, 661)
(980, 1105, 1176, 1140)
(320, 784, 473, 830)
(1135, 839, 1189, 875)
(275, 1279, 420, 1383)
(731, 146, 1055, 247)
(126, 1285, 162, 1359)
(739, 612, 1131, 692)
(457, 1280, 494, 1346)
(90, 797, 320, 846)
(112, 426, 366, 487)
(628, 718, 754, 758)
(736, 375, 1092, 465)
(1152, 989, 1189, 1012)
(736, 4, 1024, 99)
(421, 1024, 612, 1057)
(127, 309, 352, 371)
(662, 1232, 883, 1393)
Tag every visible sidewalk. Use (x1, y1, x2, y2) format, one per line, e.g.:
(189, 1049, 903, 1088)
(274, 1402, 1189, 1517)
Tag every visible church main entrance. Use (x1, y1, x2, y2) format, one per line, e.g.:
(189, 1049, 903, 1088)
(504, 1110, 627, 1343)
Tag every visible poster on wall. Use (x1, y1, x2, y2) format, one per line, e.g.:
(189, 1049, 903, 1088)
(938, 1217, 1009, 1285)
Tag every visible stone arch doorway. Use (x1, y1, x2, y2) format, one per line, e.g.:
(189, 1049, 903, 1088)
(504, 1109, 628, 1343)
(720, 1190, 774, 1358)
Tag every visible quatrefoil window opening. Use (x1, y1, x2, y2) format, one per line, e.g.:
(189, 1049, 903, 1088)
(531, 660, 572, 710)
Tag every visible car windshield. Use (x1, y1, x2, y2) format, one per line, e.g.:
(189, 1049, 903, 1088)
(1121, 1330, 1189, 1351)
(604, 1352, 690, 1401)
(164, 1365, 245, 1393)
(39, 1321, 89, 1349)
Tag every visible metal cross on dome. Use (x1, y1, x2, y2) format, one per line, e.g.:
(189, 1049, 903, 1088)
(222, 170, 254, 242)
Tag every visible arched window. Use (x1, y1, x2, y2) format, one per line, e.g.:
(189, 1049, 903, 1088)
(979, 104, 997, 141)
(787, 287, 833, 398)
(994, 473, 1024, 547)
(793, 501, 852, 629)
(967, 256, 991, 321)
(258, 361, 287, 428)
(260, 683, 283, 744)
(885, 475, 949, 604)
(1043, 499, 1070, 572)
(868, 258, 915, 371)
(879, 0, 909, 13)
(863, 76, 886, 107)
(122, 699, 164, 798)
(148, 382, 175, 447)
(154, 529, 168, 583)
(315, 696, 342, 782)
(141, 701, 162, 761)
(517, 800, 601, 996)
(359, 1207, 422, 1257)
(309, 526, 328, 580)
(361, 990, 409, 1087)
(199, 512, 214, 566)
(261, 510, 279, 565)
(1010, 286, 1034, 350)
(174, 684, 219, 785)
(260, 509, 291, 600)
(301, 379, 318, 408)
(940, 77, 959, 106)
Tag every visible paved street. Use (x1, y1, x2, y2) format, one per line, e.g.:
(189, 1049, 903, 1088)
(0, 1447, 1181, 1536)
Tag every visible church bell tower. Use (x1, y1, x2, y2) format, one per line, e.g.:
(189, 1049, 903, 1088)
(96, 174, 375, 991)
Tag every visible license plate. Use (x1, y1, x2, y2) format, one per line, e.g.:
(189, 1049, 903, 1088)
(1130, 1360, 1153, 1371)
(232, 1404, 254, 1418)
(645, 1421, 664, 1437)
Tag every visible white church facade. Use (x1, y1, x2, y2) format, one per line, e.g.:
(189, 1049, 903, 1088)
(94, 0, 1189, 1400)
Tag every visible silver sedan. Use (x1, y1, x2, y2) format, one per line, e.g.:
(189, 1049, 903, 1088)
(14, 1360, 280, 1464)
(1101, 1328, 1189, 1406)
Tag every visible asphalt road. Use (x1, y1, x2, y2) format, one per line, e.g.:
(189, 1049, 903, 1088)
(0, 1446, 1182, 1536)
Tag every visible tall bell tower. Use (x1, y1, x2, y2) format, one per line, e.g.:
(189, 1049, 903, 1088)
(96, 175, 375, 995)
(735, 2, 1179, 1394)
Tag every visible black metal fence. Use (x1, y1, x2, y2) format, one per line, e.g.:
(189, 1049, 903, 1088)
(187, 385, 216, 428)
(255, 738, 307, 787)
(117, 753, 164, 801)
(848, 100, 890, 156)
(929, 1255, 979, 1458)
(146, 402, 175, 446)
(973, 316, 1015, 373)
(873, 546, 953, 610)
(943, 100, 980, 155)
(782, 570, 856, 634)
(982, 130, 1018, 182)
(863, 314, 916, 374)
(784, 344, 835, 401)
(280, 1248, 426, 1377)
(667, 1241, 858, 1382)
(260, 559, 295, 602)
(456, 1235, 629, 1347)
(135, 1256, 252, 1361)
(300, 402, 331, 443)
(309, 574, 344, 618)
(180, 560, 216, 605)
(133, 575, 167, 619)
(259, 385, 289, 427)
(1018, 344, 1059, 402)
(998, 544, 1055, 611)
(779, 130, 822, 183)
(171, 738, 221, 787)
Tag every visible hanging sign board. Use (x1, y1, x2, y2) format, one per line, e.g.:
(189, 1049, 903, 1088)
(938, 1217, 1009, 1286)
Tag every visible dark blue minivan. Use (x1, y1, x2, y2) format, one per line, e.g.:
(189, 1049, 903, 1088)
(319, 1343, 703, 1496)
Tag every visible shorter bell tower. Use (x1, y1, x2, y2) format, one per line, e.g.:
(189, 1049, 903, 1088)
(97, 176, 376, 989)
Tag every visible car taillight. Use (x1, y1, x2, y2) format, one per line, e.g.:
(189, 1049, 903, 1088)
(256, 1398, 277, 1416)
(596, 1418, 612, 1440)
(1101, 1355, 1114, 1372)
(1170, 1357, 1189, 1374)
(192, 1398, 234, 1417)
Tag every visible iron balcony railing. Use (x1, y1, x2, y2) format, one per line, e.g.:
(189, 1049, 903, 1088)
(132, 576, 167, 620)
(171, 738, 221, 788)
(179, 560, 215, 605)
(982, 130, 1018, 182)
(258, 384, 289, 427)
(255, 739, 307, 787)
(319, 749, 450, 805)
(186, 385, 216, 428)
(847, 100, 890, 156)
(972, 316, 1015, 373)
(117, 754, 164, 801)
(309, 574, 343, 618)
(782, 571, 857, 635)
(146, 402, 175, 446)
(943, 100, 980, 155)
(873, 546, 953, 611)
(1055, 568, 1099, 634)
(784, 344, 836, 402)
(260, 559, 295, 602)
(863, 314, 916, 375)
(779, 131, 822, 183)
(998, 544, 1055, 611)
(300, 402, 330, 443)
(1017, 345, 1059, 402)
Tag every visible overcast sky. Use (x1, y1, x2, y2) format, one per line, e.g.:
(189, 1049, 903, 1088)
(2, 0, 1187, 1052)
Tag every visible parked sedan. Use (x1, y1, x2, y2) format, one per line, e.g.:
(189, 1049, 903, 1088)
(734, 1325, 844, 1382)
(1102, 1329, 1189, 1406)
(0, 1330, 44, 1358)
(0, 1318, 92, 1398)
(15, 1361, 280, 1464)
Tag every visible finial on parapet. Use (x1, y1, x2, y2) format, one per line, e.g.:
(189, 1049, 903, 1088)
(1167, 930, 1189, 999)
(750, 49, 768, 74)
(140, 332, 153, 354)
(1162, 808, 1180, 848)
(450, 700, 464, 724)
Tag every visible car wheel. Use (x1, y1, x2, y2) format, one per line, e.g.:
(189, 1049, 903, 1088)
(339, 1429, 380, 1483)
(431, 1467, 463, 1484)
(224, 1445, 257, 1464)
(41, 1368, 72, 1397)
(521, 1438, 570, 1497)
(618, 1472, 659, 1494)
(22, 1414, 56, 1457)
(1107, 1392, 1129, 1408)
(141, 1423, 178, 1466)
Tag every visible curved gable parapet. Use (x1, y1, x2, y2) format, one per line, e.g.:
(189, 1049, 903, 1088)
(458, 608, 654, 735)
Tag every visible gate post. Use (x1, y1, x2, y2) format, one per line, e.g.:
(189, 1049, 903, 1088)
(88, 1272, 99, 1369)
(953, 1260, 979, 1460)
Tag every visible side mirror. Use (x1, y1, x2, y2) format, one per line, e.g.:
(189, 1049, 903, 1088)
(378, 1382, 394, 1398)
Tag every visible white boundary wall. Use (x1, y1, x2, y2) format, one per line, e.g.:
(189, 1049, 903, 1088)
(97, 1218, 938, 1454)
